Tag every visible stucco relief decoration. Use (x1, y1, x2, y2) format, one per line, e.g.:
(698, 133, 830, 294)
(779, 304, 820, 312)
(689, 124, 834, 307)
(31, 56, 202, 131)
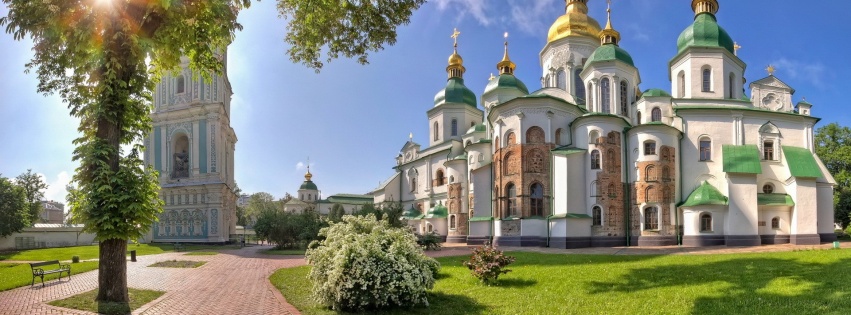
(761, 93, 783, 111)
(211, 209, 218, 235)
(210, 125, 217, 172)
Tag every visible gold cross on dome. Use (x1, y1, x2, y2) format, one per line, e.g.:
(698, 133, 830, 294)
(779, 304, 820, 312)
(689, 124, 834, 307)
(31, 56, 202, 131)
(451, 28, 461, 46)
(733, 42, 741, 55)
(766, 64, 776, 76)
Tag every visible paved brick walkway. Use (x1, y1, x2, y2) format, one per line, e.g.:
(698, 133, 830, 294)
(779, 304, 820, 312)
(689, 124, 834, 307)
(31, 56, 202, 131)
(0, 245, 305, 315)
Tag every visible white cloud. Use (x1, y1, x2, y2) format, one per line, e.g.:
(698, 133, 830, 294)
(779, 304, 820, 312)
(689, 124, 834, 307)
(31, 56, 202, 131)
(38, 171, 72, 203)
(433, 0, 492, 26)
(771, 58, 828, 87)
(295, 161, 315, 171)
(509, 0, 555, 35)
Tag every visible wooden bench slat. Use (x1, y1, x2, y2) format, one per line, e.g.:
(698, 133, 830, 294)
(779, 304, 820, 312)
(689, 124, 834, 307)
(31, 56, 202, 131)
(29, 260, 60, 267)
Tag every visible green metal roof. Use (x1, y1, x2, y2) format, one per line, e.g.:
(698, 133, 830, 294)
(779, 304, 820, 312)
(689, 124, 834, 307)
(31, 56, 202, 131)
(676, 13, 735, 54)
(642, 89, 672, 98)
(483, 74, 529, 95)
(551, 146, 586, 155)
(324, 194, 373, 205)
(434, 77, 477, 107)
(424, 202, 448, 219)
(299, 180, 318, 190)
(548, 213, 593, 219)
(680, 181, 728, 207)
(757, 193, 795, 206)
(466, 123, 487, 134)
(402, 204, 421, 219)
(722, 145, 762, 174)
(468, 216, 493, 222)
(783, 146, 824, 178)
(584, 44, 635, 68)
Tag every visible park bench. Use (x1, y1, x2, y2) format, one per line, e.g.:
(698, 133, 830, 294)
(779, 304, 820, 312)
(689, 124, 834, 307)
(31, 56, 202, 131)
(29, 260, 71, 287)
(173, 243, 185, 252)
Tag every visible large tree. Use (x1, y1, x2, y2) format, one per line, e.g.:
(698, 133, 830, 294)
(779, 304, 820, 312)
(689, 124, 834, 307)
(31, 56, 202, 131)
(15, 169, 48, 224)
(3, 0, 425, 304)
(0, 175, 29, 238)
(814, 123, 851, 228)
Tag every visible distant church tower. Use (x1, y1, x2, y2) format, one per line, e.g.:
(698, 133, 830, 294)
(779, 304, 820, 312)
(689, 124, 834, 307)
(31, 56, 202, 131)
(145, 53, 238, 243)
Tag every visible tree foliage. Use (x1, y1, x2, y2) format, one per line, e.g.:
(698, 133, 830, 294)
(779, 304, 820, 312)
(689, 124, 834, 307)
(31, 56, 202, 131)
(254, 206, 326, 249)
(329, 204, 346, 223)
(815, 123, 851, 228)
(15, 169, 48, 224)
(0, 175, 29, 238)
(277, 0, 426, 71)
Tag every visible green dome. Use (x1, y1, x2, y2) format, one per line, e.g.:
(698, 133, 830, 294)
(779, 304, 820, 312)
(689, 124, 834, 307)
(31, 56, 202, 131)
(434, 77, 477, 107)
(403, 204, 421, 219)
(584, 44, 635, 68)
(466, 123, 486, 134)
(483, 74, 529, 95)
(299, 180, 318, 190)
(676, 13, 734, 54)
(424, 202, 448, 219)
(642, 89, 672, 98)
(680, 181, 728, 207)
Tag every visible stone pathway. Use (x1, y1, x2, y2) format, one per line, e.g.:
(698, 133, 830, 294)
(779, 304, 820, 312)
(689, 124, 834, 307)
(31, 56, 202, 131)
(0, 245, 305, 315)
(0, 241, 847, 314)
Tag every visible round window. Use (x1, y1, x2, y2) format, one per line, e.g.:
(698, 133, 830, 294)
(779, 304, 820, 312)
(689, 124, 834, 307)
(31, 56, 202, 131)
(762, 184, 774, 194)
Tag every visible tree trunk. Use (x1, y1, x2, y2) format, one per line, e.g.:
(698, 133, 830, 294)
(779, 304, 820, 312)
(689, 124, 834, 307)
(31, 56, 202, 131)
(97, 238, 128, 302)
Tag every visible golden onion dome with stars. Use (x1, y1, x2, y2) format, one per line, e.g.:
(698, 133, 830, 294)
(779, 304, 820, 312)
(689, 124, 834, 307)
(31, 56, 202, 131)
(547, 0, 603, 43)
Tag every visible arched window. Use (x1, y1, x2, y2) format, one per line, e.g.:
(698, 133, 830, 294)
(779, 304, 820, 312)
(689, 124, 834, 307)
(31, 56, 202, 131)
(590, 180, 599, 197)
(702, 68, 711, 92)
(646, 165, 656, 181)
(451, 119, 458, 136)
(449, 215, 457, 230)
(662, 187, 671, 203)
(662, 166, 670, 181)
(557, 69, 566, 90)
(176, 75, 185, 94)
(592, 206, 602, 226)
(645, 186, 655, 203)
(503, 152, 516, 175)
(607, 183, 616, 197)
(644, 141, 656, 155)
(172, 133, 190, 179)
(574, 69, 585, 102)
(636, 111, 642, 125)
(505, 183, 517, 217)
(651, 107, 662, 122)
(411, 177, 417, 192)
(644, 207, 658, 230)
(530, 183, 544, 217)
(587, 82, 594, 108)
(771, 217, 780, 229)
(433, 121, 439, 141)
(728, 73, 735, 99)
(449, 175, 455, 183)
(308, 194, 312, 200)
(699, 137, 712, 161)
(426, 223, 433, 233)
(678, 71, 685, 98)
(589, 130, 600, 144)
(601, 78, 611, 113)
(606, 149, 616, 170)
(555, 128, 563, 145)
(591, 150, 601, 169)
(526, 126, 545, 144)
(620, 80, 629, 116)
(762, 183, 774, 194)
(435, 169, 445, 186)
(700, 213, 712, 232)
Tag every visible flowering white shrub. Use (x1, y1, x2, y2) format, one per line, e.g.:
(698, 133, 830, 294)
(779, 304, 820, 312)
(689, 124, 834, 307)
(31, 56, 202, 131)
(305, 214, 440, 311)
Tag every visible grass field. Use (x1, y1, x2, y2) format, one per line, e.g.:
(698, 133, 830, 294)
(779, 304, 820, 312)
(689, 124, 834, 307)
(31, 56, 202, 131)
(0, 261, 99, 292)
(48, 288, 164, 315)
(0, 243, 240, 262)
(262, 248, 306, 256)
(271, 249, 851, 315)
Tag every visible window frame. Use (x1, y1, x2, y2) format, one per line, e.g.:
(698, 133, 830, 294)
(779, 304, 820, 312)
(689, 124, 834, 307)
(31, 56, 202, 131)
(591, 150, 601, 170)
(702, 68, 712, 92)
(651, 107, 662, 122)
(699, 138, 712, 161)
(449, 214, 457, 230)
(176, 74, 186, 94)
(530, 183, 544, 217)
(505, 183, 517, 217)
(557, 69, 567, 90)
(644, 141, 657, 156)
(771, 217, 780, 229)
(700, 213, 713, 232)
(592, 206, 602, 226)
(644, 207, 659, 230)
(601, 77, 611, 113)
(763, 140, 775, 161)
(762, 183, 774, 194)
(619, 80, 629, 117)
(451, 119, 458, 136)
(574, 68, 585, 102)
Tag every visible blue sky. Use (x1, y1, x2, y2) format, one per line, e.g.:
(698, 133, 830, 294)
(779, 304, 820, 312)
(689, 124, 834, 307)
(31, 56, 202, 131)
(1, 0, 850, 202)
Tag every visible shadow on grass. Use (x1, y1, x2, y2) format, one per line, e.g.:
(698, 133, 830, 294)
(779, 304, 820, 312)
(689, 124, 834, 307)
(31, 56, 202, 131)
(585, 255, 851, 314)
(96, 302, 132, 315)
(494, 278, 536, 288)
(361, 292, 487, 315)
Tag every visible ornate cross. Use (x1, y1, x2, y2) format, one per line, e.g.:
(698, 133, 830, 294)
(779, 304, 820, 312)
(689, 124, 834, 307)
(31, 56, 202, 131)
(733, 42, 741, 56)
(451, 28, 461, 46)
(766, 64, 776, 76)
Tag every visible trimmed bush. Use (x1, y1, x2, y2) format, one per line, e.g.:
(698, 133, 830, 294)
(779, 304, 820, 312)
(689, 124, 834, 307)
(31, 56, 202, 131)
(462, 244, 516, 284)
(71, 255, 80, 263)
(305, 215, 439, 311)
(417, 231, 442, 251)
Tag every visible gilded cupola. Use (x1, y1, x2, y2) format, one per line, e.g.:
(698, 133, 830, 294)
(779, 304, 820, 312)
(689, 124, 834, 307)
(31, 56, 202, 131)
(434, 28, 477, 107)
(497, 33, 516, 75)
(446, 28, 466, 79)
(547, 0, 603, 43)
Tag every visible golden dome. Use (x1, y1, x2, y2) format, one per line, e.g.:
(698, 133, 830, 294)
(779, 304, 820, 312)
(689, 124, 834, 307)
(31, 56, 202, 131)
(547, 0, 603, 43)
(448, 51, 463, 67)
(304, 169, 312, 181)
(496, 32, 516, 75)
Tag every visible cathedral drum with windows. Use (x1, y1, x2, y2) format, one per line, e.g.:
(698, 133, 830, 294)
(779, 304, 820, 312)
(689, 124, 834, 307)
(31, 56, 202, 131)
(372, 0, 835, 248)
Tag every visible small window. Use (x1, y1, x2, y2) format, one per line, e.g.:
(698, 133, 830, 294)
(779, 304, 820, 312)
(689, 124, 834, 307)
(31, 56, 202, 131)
(771, 217, 780, 229)
(176, 75, 186, 94)
(651, 107, 662, 122)
(644, 207, 658, 230)
(645, 186, 656, 203)
(433, 122, 439, 141)
(411, 177, 417, 192)
(449, 175, 455, 183)
(591, 150, 601, 169)
(449, 215, 457, 230)
(644, 141, 657, 155)
(557, 69, 567, 90)
(699, 139, 712, 161)
(763, 140, 775, 160)
(308, 194, 312, 200)
(601, 78, 611, 113)
(677, 71, 686, 98)
(702, 68, 711, 92)
(620, 80, 629, 117)
(592, 206, 602, 226)
(555, 128, 563, 145)
(530, 183, 544, 217)
(645, 165, 656, 182)
(451, 119, 458, 136)
(762, 184, 774, 194)
(435, 169, 445, 186)
(637, 111, 642, 125)
(587, 82, 594, 107)
(590, 181, 599, 197)
(574, 69, 585, 102)
(728, 73, 735, 99)
(700, 213, 712, 232)
(426, 223, 433, 233)
(505, 183, 517, 217)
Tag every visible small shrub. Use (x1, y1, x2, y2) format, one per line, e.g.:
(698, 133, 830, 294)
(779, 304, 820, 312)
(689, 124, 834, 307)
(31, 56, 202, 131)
(462, 244, 516, 284)
(306, 215, 439, 311)
(71, 255, 80, 263)
(417, 232, 442, 251)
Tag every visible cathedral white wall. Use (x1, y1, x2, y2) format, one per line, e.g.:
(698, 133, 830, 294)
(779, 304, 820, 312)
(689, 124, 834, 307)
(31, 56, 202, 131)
(682, 207, 726, 235)
(670, 50, 743, 100)
(757, 207, 791, 235)
(471, 166, 492, 218)
(817, 183, 836, 234)
(680, 113, 732, 193)
(726, 174, 758, 236)
(581, 64, 639, 115)
(469, 221, 492, 237)
(790, 178, 818, 235)
(552, 155, 569, 216)
(521, 219, 547, 237)
(540, 36, 598, 93)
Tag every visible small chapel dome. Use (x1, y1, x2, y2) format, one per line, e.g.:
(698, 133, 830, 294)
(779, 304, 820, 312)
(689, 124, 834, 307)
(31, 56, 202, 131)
(424, 202, 448, 219)
(300, 169, 318, 190)
(465, 123, 487, 135)
(676, 0, 734, 54)
(484, 33, 529, 96)
(448, 52, 463, 67)
(584, 3, 634, 69)
(547, 0, 602, 43)
(434, 78, 477, 107)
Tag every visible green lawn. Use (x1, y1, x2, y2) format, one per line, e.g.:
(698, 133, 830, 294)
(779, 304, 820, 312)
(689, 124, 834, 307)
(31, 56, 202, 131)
(184, 251, 218, 256)
(0, 243, 241, 262)
(262, 248, 306, 255)
(48, 288, 164, 315)
(0, 261, 99, 292)
(271, 249, 851, 315)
